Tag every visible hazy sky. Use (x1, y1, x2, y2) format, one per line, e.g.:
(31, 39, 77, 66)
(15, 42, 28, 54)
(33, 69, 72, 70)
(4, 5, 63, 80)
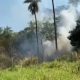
(0, 0, 68, 32)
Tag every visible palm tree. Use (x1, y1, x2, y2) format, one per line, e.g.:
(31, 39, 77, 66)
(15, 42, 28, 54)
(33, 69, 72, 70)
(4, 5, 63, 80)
(52, 0, 58, 50)
(24, 0, 40, 58)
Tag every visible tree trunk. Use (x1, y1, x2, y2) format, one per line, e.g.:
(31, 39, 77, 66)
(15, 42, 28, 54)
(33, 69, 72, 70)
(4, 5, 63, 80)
(34, 13, 39, 60)
(52, 0, 58, 50)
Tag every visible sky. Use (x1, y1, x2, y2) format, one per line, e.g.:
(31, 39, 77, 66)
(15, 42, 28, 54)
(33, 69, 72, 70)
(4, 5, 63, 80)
(0, 0, 69, 32)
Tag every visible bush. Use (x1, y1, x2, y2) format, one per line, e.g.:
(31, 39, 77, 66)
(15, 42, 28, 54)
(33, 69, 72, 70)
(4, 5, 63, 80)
(0, 54, 12, 69)
(56, 52, 78, 62)
(20, 57, 38, 67)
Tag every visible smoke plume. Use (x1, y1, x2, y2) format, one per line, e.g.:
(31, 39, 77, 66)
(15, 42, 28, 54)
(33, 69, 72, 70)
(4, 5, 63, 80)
(58, 5, 77, 51)
(42, 5, 78, 60)
(69, 0, 80, 6)
(18, 3, 79, 61)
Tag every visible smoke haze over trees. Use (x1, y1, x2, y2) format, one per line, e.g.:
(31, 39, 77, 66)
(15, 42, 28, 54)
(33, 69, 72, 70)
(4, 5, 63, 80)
(0, 20, 56, 61)
(0, 0, 80, 68)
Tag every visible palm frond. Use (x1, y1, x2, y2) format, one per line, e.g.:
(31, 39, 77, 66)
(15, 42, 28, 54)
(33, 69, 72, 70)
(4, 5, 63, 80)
(24, 0, 41, 3)
(28, 1, 38, 15)
(24, 0, 33, 3)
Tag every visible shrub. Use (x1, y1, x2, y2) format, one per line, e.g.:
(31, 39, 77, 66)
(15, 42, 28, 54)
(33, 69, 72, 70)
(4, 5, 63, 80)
(0, 54, 12, 69)
(20, 57, 38, 67)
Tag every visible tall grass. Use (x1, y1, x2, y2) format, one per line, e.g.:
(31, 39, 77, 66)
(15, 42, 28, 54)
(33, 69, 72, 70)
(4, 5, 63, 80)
(0, 61, 80, 80)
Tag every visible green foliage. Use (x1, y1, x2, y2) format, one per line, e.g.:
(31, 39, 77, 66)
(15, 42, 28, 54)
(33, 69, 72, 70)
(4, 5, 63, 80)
(41, 21, 55, 41)
(19, 21, 55, 41)
(42, 61, 62, 69)
(24, 0, 40, 14)
(0, 27, 17, 56)
(0, 61, 80, 80)
(68, 20, 80, 52)
(0, 20, 58, 67)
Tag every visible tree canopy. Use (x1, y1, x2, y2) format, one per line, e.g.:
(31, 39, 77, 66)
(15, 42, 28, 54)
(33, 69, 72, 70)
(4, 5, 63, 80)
(68, 19, 80, 52)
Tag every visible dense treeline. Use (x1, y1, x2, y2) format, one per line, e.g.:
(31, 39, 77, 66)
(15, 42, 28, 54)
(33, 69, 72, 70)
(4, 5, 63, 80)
(1, 19, 80, 68)
(0, 20, 55, 68)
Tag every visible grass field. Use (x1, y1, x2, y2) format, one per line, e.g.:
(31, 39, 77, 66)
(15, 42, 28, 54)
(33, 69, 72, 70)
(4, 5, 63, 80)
(0, 61, 80, 80)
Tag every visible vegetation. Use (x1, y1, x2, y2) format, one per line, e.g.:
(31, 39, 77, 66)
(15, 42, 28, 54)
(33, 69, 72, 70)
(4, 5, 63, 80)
(41, 21, 55, 41)
(68, 20, 80, 52)
(0, 61, 80, 80)
(0, 0, 80, 80)
(24, 0, 41, 56)
(0, 20, 56, 68)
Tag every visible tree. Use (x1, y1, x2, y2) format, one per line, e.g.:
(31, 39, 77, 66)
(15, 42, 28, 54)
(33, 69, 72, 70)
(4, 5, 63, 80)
(24, 0, 41, 57)
(52, 0, 58, 50)
(0, 27, 20, 68)
(41, 21, 55, 41)
(0, 27, 14, 56)
(68, 20, 80, 52)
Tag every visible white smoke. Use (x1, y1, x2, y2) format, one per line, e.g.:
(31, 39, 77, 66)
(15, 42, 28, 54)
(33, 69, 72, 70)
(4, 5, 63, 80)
(19, 4, 78, 61)
(69, 0, 80, 6)
(58, 5, 77, 51)
(43, 5, 78, 60)
(43, 40, 55, 55)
